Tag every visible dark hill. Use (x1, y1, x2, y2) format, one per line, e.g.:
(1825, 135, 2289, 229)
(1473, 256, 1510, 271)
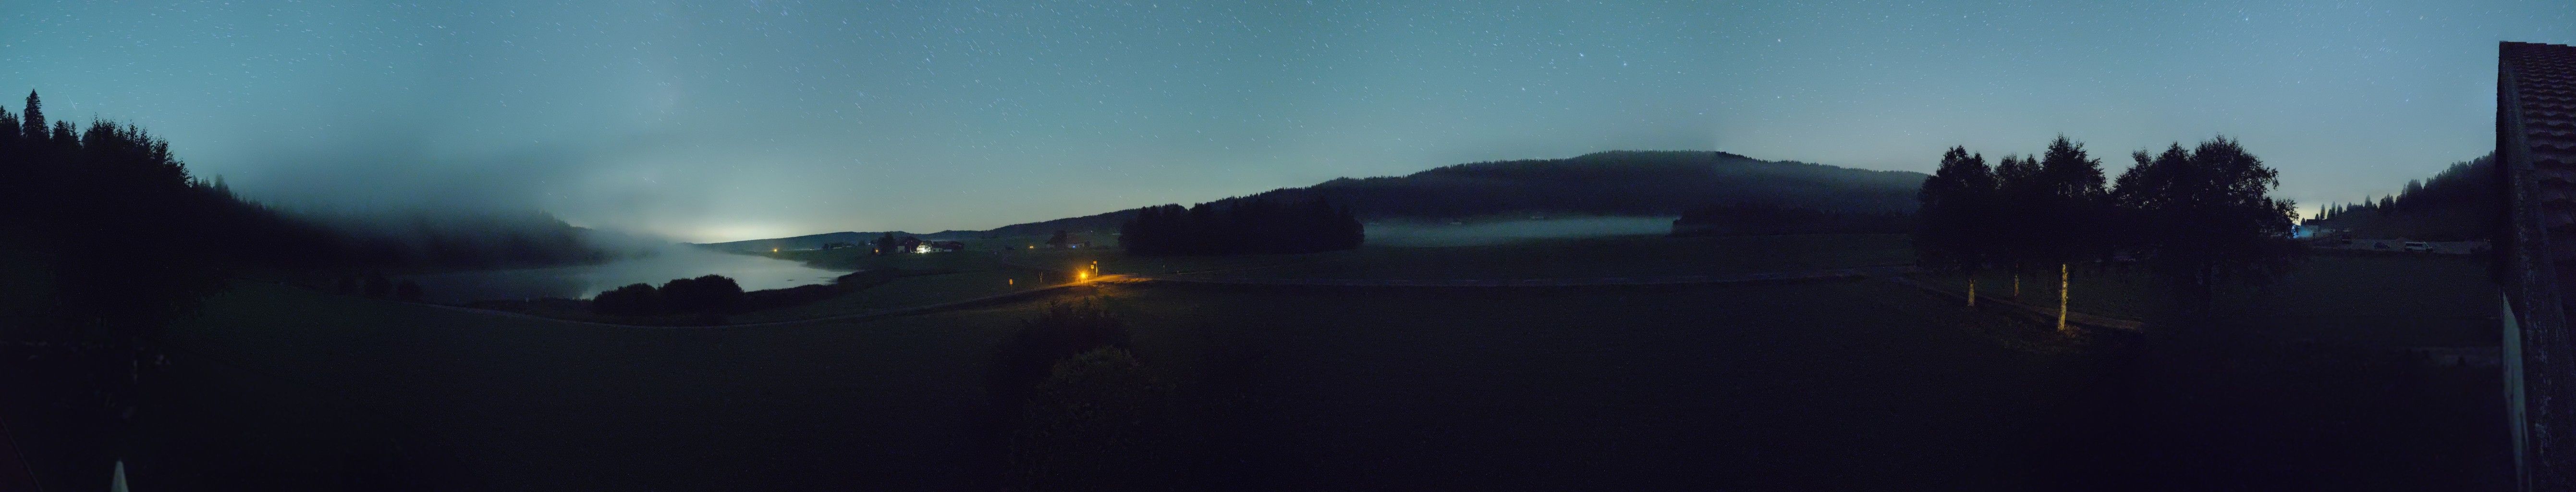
(978, 150, 1927, 233)
(1251, 150, 1926, 218)
(722, 150, 1929, 246)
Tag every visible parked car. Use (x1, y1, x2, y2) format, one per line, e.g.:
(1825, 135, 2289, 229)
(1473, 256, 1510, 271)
(2404, 241, 2432, 252)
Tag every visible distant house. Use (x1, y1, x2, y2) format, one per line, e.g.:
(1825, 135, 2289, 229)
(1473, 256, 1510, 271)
(929, 240, 966, 252)
(898, 236, 923, 254)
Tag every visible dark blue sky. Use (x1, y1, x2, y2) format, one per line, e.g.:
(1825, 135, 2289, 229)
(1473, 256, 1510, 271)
(4, 0, 2570, 241)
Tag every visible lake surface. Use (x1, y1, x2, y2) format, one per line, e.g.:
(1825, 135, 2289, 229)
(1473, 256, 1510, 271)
(397, 247, 852, 304)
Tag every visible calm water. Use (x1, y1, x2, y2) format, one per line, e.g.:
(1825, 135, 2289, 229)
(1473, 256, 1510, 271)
(397, 247, 852, 304)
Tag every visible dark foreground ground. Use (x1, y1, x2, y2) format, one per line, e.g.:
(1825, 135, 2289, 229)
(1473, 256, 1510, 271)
(0, 244, 2508, 490)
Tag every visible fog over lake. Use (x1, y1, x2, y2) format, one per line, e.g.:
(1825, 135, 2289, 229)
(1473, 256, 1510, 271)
(398, 246, 850, 304)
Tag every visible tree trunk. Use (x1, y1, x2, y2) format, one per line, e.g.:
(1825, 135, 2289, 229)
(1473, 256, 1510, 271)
(1967, 278, 1978, 307)
(2057, 263, 2070, 332)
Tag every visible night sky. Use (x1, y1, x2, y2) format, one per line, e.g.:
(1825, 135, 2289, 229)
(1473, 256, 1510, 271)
(4, 1, 2570, 242)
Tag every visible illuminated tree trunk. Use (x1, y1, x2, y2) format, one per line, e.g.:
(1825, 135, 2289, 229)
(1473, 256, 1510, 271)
(2056, 263, 2070, 332)
(1967, 278, 1978, 307)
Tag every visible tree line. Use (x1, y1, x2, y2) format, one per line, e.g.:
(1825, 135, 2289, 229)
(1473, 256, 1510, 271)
(0, 91, 316, 482)
(0, 91, 280, 348)
(2301, 154, 2497, 241)
(0, 90, 618, 478)
(1914, 135, 2300, 321)
(1116, 196, 1364, 256)
(1, 91, 616, 340)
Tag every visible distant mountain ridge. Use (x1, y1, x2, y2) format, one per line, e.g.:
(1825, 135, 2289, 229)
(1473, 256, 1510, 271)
(1276, 150, 1924, 217)
(715, 150, 1930, 247)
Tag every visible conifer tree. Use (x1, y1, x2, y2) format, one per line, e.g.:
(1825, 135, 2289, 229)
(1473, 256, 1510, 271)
(1916, 146, 1997, 306)
(20, 91, 43, 143)
(2110, 136, 2300, 316)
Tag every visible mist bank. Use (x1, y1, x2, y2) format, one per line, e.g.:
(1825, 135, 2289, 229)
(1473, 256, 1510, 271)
(291, 208, 668, 270)
(1364, 217, 1678, 247)
(692, 230, 980, 254)
(395, 244, 844, 304)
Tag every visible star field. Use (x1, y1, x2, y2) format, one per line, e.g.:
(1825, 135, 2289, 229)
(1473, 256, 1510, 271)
(2, 0, 2570, 241)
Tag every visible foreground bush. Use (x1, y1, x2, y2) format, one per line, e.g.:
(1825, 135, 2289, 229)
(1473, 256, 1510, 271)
(1003, 347, 1182, 492)
(362, 272, 391, 299)
(393, 280, 423, 301)
(586, 271, 909, 318)
(990, 300, 1132, 405)
(659, 274, 745, 313)
(591, 283, 662, 315)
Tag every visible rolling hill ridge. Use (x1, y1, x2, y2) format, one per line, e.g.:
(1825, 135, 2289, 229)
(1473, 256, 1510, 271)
(714, 150, 1929, 247)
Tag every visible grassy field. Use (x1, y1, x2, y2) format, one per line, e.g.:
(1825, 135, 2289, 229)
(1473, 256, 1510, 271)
(1099, 280, 2104, 490)
(770, 243, 1316, 277)
(721, 269, 1058, 323)
(0, 242, 115, 492)
(1911, 254, 2500, 347)
(125, 272, 2112, 490)
(712, 234, 1915, 324)
(134, 281, 1053, 490)
(5, 234, 2511, 489)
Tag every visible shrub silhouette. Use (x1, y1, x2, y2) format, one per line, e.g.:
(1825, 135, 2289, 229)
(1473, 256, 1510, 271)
(590, 283, 661, 316)
(1004, 347, 1180, 492)
(362, 272, 391, 299)
(393, 280, 423, 302)
(659, 274, 744, 313)
(990, 300, 1131, 410)
(587, 274, 745, 316)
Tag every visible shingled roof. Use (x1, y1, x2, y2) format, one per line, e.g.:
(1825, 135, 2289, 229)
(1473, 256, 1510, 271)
(2498, 40, 2576, 492)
